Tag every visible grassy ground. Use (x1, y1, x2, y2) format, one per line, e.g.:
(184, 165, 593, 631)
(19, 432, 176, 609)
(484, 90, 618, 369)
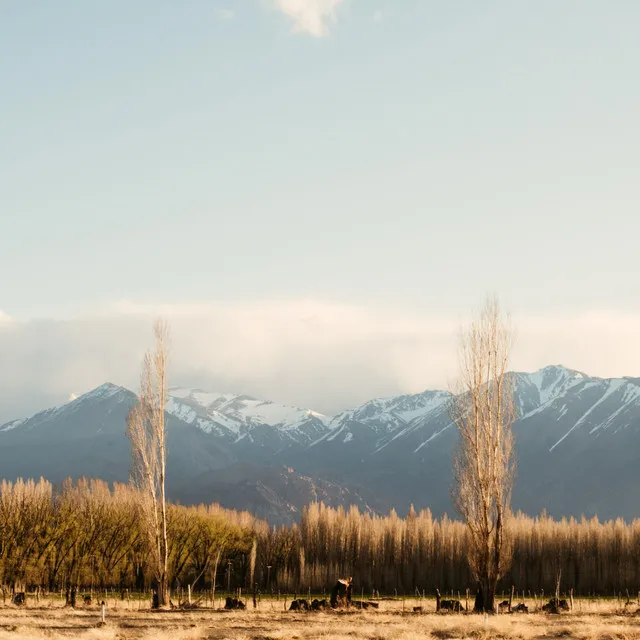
(0, 597, 639, 639)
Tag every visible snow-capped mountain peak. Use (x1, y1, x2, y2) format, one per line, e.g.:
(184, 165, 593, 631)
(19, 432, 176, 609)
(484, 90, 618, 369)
(165, 388, 330, 445)
(334, 389, 451, 430)
(315, 388, 453, 449)
(512, 365, 587, 417)
(83, 382, 126, 401)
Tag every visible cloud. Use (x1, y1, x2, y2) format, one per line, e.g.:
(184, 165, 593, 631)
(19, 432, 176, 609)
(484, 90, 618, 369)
(214, 8, 234, 20)
(373, 9, 382, 22)
(273, 0, 345, 37)
(1, 300, 639, 423)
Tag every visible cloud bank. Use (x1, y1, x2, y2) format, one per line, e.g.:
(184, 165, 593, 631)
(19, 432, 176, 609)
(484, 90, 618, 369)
(1, 300, 639, 423)
(273, 0, 345, 37)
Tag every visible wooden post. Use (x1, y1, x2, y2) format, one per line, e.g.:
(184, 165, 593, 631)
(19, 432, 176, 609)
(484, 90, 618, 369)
(188, 584, 191, 606)
(436, 588, 441, 612)
(101, 602, 106, 624)
(466, 588, 470, 612)
(509, 585, 514, 613)
(570, 588, 574, 611)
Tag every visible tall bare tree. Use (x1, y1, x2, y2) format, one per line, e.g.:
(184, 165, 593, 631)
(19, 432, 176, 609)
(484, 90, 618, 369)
(127, 319, 170, 608)
(450, 296, 516, 613)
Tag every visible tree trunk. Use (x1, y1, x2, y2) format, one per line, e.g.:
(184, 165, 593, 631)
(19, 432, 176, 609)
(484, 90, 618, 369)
(152, 576, 169, 609)
(474, 580, 496, 613)
(66, 584, 77, 608)
(483, 579, 496, 613)
(474, 585, 483, 612)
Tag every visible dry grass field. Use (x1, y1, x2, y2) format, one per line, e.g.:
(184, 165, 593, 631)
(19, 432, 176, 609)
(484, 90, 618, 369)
(0, 597, 640, 640)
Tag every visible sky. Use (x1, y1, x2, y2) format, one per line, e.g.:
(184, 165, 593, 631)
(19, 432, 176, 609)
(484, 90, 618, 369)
(1, 1, 639, 421)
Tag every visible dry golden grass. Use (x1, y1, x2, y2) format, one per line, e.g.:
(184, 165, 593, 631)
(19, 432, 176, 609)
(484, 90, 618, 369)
(0, 597, 639, 640)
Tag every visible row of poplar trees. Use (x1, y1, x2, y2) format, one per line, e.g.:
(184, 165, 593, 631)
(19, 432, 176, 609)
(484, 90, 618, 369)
(2, 480, 640, 599)
(280, 502, 640, 596)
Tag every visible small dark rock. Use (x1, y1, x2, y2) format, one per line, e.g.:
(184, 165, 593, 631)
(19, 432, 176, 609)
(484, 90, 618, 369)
(12, 592, 26, 606)
(225, 597, 246, 610)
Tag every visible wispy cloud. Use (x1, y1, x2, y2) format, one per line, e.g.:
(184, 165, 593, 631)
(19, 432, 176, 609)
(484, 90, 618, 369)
(1, 300, 639, 423)
(214, 8, 234, 20)
(273, 0, 345, 37)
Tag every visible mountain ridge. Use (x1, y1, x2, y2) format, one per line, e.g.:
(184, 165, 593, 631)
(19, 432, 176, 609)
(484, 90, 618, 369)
(1, 364, 639, 524)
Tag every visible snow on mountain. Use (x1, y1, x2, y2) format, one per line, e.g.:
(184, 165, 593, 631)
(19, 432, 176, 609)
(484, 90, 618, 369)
(504, 366, 640, 453)
(313, 389, 453, 449)
(340, 389, 452, 429)
(166, 388, 330, 445)
(0, 417, 27, 433)
(511, 365, 587, 418)
(520, 375, 640, 451)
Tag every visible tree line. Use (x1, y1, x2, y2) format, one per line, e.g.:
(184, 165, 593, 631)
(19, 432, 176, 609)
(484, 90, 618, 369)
(0, 477, 261, 599)
(286, 502, 640, 596)
(1, 480, 640, 598)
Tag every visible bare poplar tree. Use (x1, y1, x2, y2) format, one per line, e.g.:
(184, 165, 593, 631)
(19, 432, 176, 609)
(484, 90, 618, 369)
(127, 319, 170, 608)
(450, 296, 516, 613)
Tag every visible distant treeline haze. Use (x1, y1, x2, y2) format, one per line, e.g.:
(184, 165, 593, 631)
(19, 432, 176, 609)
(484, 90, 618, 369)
(1, 479, 639, 596)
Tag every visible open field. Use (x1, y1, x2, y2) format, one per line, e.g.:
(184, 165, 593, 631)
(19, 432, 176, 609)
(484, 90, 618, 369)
(1, 598, 640, 640)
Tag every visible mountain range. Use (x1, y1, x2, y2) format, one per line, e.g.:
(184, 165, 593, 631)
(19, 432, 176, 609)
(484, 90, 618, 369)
(1, 365, 639, 524)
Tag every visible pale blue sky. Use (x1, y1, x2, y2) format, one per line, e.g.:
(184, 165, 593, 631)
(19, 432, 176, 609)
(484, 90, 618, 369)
(1, 2, 639, 418)
(2, 0, 639, 320)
